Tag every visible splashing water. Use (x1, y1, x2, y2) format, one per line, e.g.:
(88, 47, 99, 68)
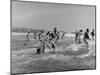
(76, 40, 95, 58)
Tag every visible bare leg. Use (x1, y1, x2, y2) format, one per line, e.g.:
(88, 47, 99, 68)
(24, 39, 29, 46)
(83, 38, 88, 48)
(51, 42, 56, 52)
(75, 37, 78, 44)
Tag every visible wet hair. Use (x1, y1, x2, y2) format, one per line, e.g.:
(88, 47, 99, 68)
(80, 30, 83, 32)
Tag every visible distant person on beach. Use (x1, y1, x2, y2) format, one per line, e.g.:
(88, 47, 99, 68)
(91, 29, 95, 40)
(33, 32, 37, 40)
(24, 32, 30, 46)
(26, 32, 30, 39)
(83, 28, 91, 48)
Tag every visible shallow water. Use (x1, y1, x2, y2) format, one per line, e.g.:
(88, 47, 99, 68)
(11, 33, 96, 74)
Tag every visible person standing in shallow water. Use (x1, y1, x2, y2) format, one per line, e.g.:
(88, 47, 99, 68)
(33, 32, 37, 40)
(83, 28, 91, 48)
(54, 27, 57, 35)
(77, 30, 83, 44)
(24, 32, 30, 46)
(75, 30, 79, 44)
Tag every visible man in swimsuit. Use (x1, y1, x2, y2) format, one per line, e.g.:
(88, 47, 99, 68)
(77, 30, 83, 44)
(83, 28, 90, 48)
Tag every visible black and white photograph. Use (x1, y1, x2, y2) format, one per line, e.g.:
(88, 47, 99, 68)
(11, 0, 96, 74)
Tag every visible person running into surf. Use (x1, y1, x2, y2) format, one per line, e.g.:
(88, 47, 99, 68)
(36, 37, 46, 54)
(38, 30, 56, 53)
(91, 29, 95, 40)
(46, 36, 56, 52)
(83, 28, 90, 48)
(50, 27, 58, 52)
(36, 31, 46, 54)
(54, 27, 57, 35)
(44, 28, 57, 52)
(77, 30, 83, 44)
(53, 27, 60, 43)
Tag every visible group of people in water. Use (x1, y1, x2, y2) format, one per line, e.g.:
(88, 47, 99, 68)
(24, 27, 59, 54)
(75, 28, 95, 47)
(24, 27, 95, 54)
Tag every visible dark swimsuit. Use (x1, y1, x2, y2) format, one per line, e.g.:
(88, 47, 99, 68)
(84, 32, 89, 40)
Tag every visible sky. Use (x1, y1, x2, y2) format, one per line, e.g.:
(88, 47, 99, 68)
(12, 1, 95, 32)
